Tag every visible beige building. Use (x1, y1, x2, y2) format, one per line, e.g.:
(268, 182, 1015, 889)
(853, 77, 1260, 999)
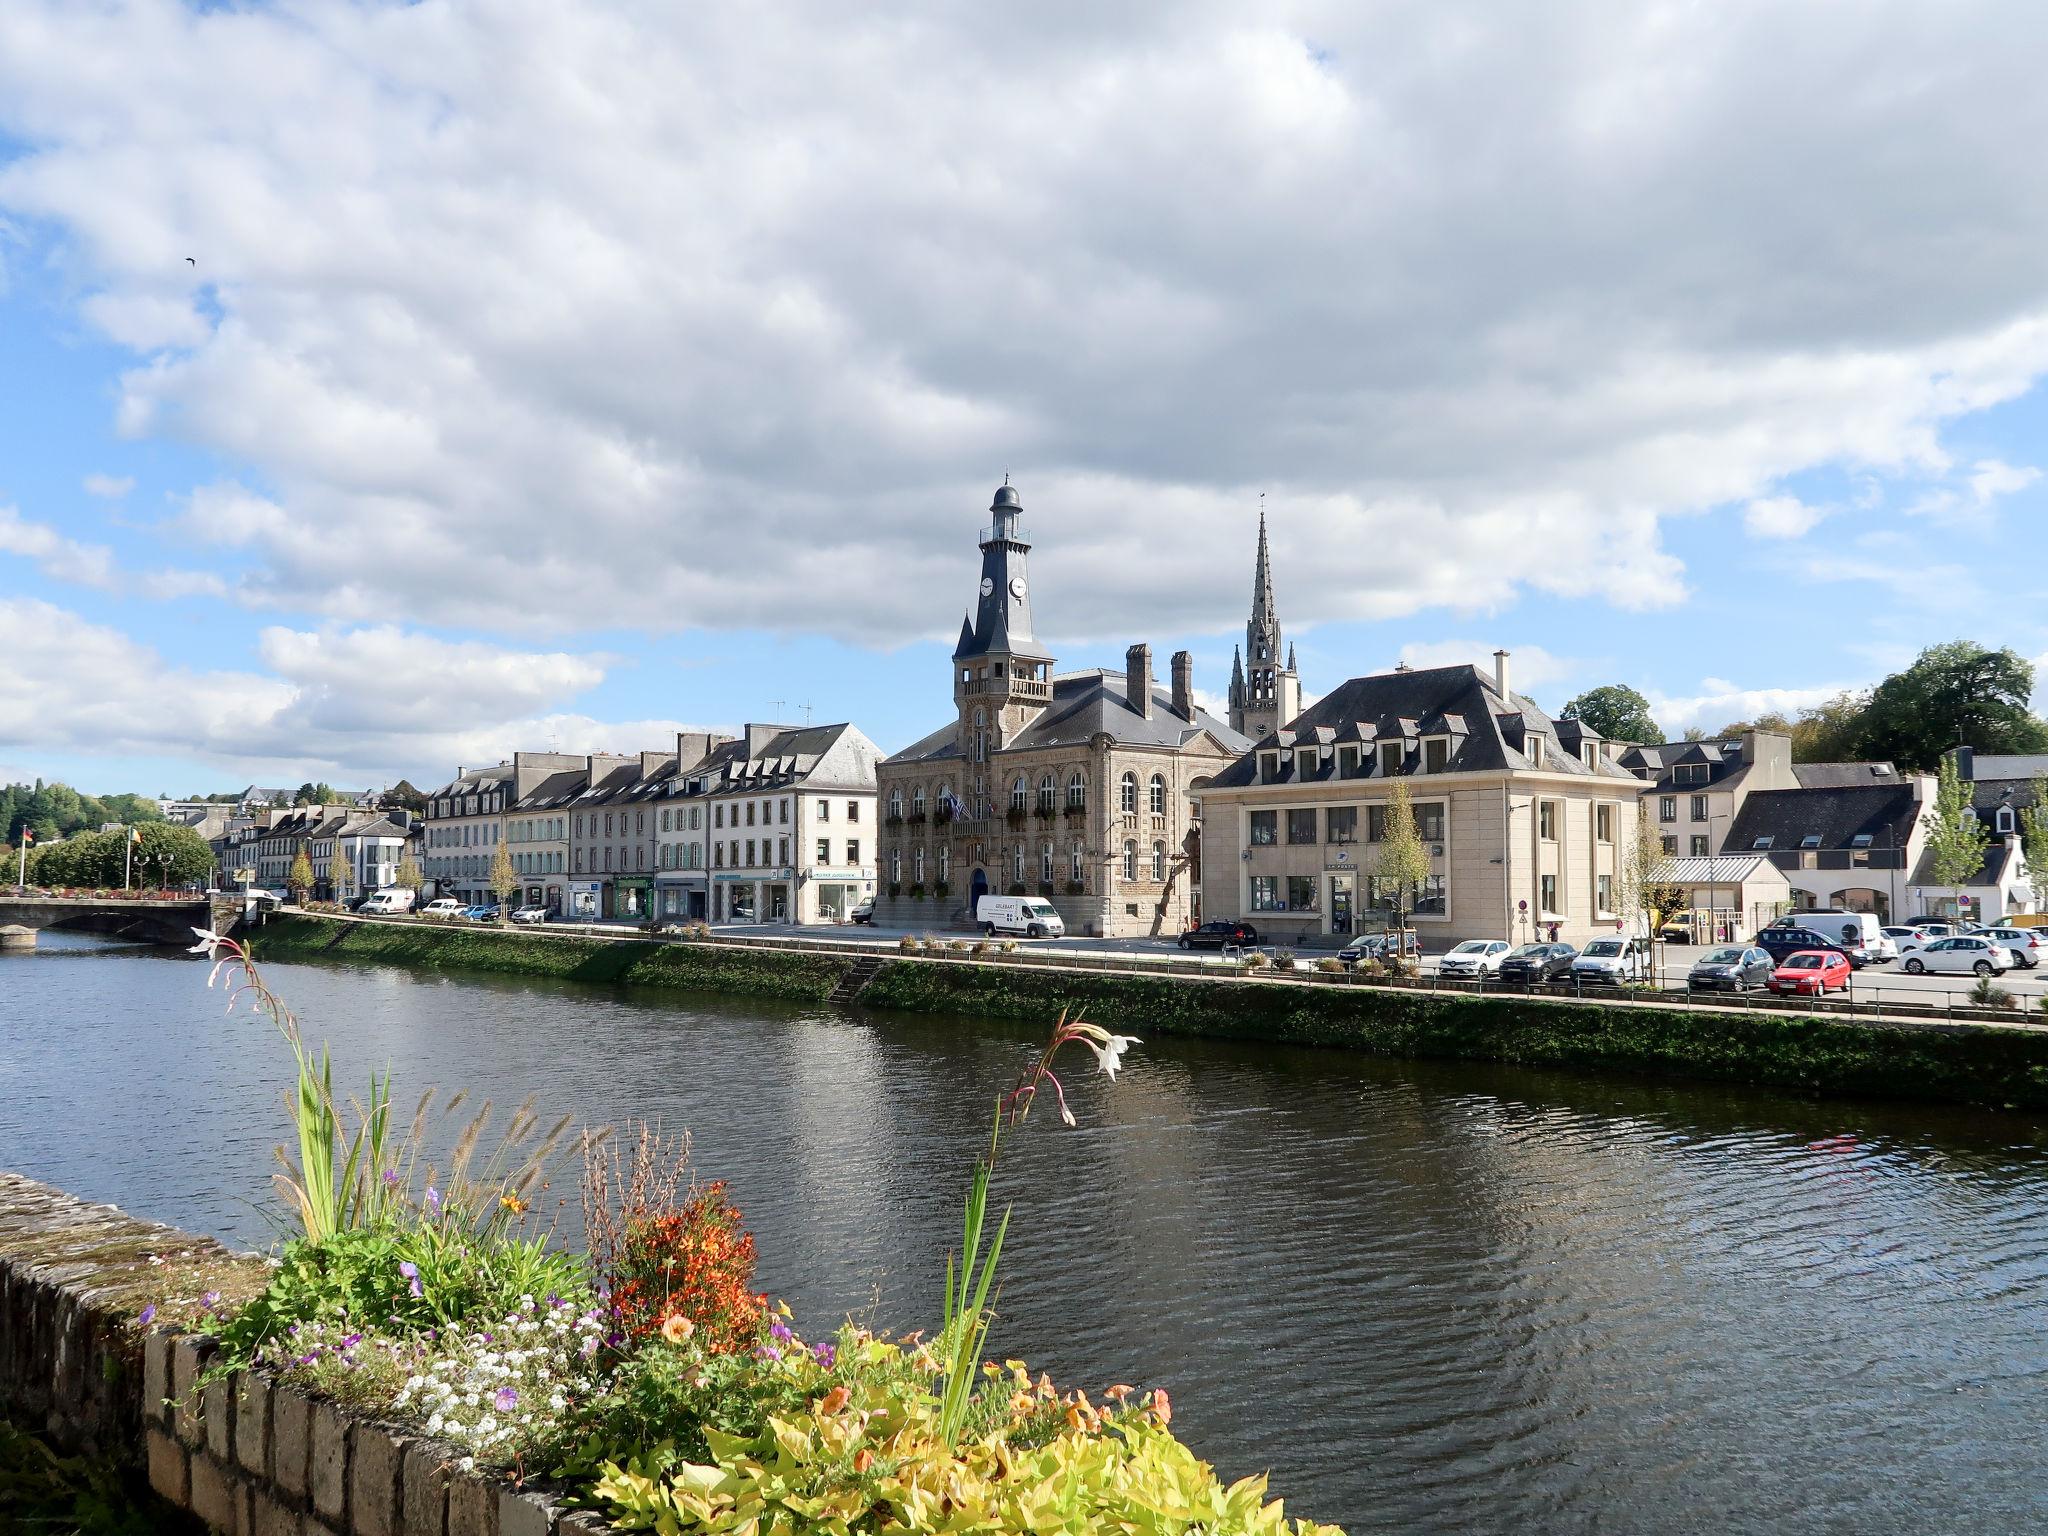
(1201, 653, 1644, 948)
(875, 481, 1251, 938)
(701, 722, 881, 925)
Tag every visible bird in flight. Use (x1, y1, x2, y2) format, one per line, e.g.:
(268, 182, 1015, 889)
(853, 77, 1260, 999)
(186, 257, 196, 266)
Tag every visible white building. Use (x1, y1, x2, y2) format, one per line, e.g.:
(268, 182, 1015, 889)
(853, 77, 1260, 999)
(702, 723, 882, 925)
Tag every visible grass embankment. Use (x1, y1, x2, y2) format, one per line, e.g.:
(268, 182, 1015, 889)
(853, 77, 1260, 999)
(253, 916, 848, 1004)
(858, 961, 2048, 1111)
(252, 917, 2048, 1110)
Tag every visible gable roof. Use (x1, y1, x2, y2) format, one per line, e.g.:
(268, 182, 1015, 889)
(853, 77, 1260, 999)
(1909, 834, 2023, 892)
(882, 675, 1250, 767)
(1720, 784, 1920, 854)
(1791, 761, 1900, 789)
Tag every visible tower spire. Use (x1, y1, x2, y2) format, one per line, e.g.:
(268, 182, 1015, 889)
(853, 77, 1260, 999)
(1252, 493, 1275, 625)
(1229, 495, 1300, 740)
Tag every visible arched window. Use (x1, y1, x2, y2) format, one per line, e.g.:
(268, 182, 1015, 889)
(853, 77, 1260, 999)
(938, 847, 950, 884)
(1122, 840, 1138, 881)
(937, 782, 954, 821)
(914, 846, 926, 881)
(912, 785, 927, 818)
(1120, 772, 1138, 813)
(1067, 771, 1087, 810)
(1153, 841, 1167, 880)
(889, 848, 901, 883)
(1071, 841, 1084, 884)
(1149, 773, 1167, 815)
(1038, 774, 1057, 812)
(973, 709, 987, 763)
(1011, 775, 1028, 811)
(1041, 842, 1054, 885)
(888, 790, 902, 819)
(1012, 845, 1025, 884)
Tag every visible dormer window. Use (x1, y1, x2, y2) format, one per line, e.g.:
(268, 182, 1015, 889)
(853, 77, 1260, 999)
(1850, 834, 1873, 849)
(1997, 806, 2016, 834)
(1799, 834, 1821, 849)
(1338, 745, 1360, 777)
(1582, 743, 1597, 769)
(1752, 836, 1774, 850)
(1524, 733, 1546, 766)
(1422, 738, 1449, 774)
(1378, 741, 1402, 776)
(1261, 752, 1283, 783)
(1296, 748, 1319, 778)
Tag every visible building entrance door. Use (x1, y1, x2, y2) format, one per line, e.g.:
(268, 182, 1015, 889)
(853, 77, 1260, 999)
(1329, 873, 1355, 935)
(770, 885, 788, 921)
(970, 867, 989, 915)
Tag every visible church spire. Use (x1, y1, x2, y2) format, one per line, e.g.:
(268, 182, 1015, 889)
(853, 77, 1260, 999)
(1252, 495, 1276, 629)
(1228, 497, 1301, 740)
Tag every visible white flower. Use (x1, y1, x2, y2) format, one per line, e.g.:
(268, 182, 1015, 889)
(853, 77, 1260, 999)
(1076, 1031, 1141, 1080)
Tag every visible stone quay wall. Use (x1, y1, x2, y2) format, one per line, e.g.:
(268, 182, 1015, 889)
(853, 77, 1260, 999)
(0, 1171, 605, 1535)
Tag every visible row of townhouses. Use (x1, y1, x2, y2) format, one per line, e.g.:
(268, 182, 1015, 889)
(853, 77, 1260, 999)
(197, 477, 2043, 940)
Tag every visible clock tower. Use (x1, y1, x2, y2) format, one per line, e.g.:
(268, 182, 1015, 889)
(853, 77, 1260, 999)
(952, 479, 1055, 763)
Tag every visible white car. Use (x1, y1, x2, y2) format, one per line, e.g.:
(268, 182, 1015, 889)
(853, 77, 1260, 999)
(1899, 935, 2012, 976)
(510, 905, 549, 925)
(1437, 939, 1511, 978)
(1968, 926, 2045, 969)
(1571, 936, 1653, 984)
(420, 898, 465, 918)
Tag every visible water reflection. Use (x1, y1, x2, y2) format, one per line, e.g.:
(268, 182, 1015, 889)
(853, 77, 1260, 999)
(2, 931, 2045, 1533)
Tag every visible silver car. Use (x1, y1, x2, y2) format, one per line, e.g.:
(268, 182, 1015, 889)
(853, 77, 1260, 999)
(1438, 940, 1511, 978)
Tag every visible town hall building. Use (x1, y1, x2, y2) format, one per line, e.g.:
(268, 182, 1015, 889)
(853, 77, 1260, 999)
(873, 481, 1252, 938)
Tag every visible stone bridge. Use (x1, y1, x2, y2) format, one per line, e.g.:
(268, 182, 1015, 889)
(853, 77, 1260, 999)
(0, 893, 244, 950)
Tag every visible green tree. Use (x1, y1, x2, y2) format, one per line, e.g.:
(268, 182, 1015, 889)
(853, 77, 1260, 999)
(1858, 642, 2048, 770)
(135, 822, 218, 887)
(394, 851, 425, 896)
(488, 827, 519, 919)
(1618, 805, 1678, 959)
(1923, 754, 1991, 921)
(1559, 684, 1664, 746)
(324, 845, 350, 904)
(287, 848, 316, 905)
(1369, 778, 1431, 951)
(382, 780, 427, 814)
(2018, 778, 2048, 915)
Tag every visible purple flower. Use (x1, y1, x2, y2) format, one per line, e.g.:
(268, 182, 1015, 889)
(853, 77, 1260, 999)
(424, 1186, 442, 1216)
(494, 1387, 518, 1412)
(580, 1336, 600, 1359)
(398, 1261, 423, 1299)
(769, 1321, 793, 1343)
(382, 1169, 401, 1188)
(201, 1290, 222, 1312)
(755, 1345, 783, 1361)
(813, 1342, 836, 1369)
(137, 1303, 156, 1327)
(339, 1333, 362, 1350)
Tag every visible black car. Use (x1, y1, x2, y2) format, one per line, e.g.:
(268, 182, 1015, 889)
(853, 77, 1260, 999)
(1751, 925, 1854, 965)
(1179, 919, 1259, 950)
(1496, 942, 1577, 984)
(1336, 931, 1422, 968)
(1687, 945, 1776, 992)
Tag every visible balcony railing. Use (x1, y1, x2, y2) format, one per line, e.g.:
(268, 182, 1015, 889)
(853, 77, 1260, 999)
(960, 676, 1051, 700)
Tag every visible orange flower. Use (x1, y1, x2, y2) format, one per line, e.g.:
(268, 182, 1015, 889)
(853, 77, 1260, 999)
(498, 1192, 529, 1214)
(660, 1312, 695, 1345)
(1150, 1387, 1172, 1426)
(818, 1385, 850, 1415)
(853, 1448, 874, 1474)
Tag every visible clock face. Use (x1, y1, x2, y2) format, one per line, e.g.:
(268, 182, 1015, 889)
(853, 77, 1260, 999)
(1009, 576, 1027, 598)
(979, 577, 994, 597)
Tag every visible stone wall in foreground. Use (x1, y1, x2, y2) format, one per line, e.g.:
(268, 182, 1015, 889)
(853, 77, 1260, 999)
(0, 1172, 603, 1536)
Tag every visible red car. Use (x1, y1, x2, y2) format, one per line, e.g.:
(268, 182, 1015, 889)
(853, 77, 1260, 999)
(1770, 949, 1852, 995)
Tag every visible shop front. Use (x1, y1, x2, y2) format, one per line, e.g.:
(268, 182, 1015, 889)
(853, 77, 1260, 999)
(655, 873, 708, 921)
(613, 876, 653, 923)
(566, 879, 603, 922)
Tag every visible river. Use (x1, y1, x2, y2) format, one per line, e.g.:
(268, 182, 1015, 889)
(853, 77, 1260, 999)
(2, 931, 2045, 1533)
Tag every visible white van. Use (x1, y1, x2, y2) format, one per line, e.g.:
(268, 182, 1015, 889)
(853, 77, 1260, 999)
(1781, 910, 1889, 962)
(976, 895, 1066, 939)
(357, 888, 416, 915)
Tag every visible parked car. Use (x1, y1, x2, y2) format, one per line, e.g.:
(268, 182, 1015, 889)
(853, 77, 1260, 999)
(1751, 925, 1853, 965)
(1880, 926, 1925, 951)
(976, 894, 1066, 938)
(356, 889, 415, 915)
(1965, 926, 2044, 968)
(1687, 945, 1777, 992)
(1906, 921, 1957, 940)
(1899, 935, 2012, 976)
(1179, 919, 1259, 950)
(1656, 908, 1714, 943)
(1571, 936, 1653, 984)
(458, 903, 498, 922)
(420, 898, 464, 918)
(1336, 931, 1422, 968)
(1770, 949, 1853, 995)
(510, 905, 549, 925)
(849, 897, 876, 925)
(1497, 942, 1577, 984)
(1770, 910, 1889, 963)
(1438, 939, 1512, 979)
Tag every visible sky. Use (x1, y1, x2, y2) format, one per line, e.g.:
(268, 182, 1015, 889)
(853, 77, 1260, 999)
(4, 0, 2048, 797)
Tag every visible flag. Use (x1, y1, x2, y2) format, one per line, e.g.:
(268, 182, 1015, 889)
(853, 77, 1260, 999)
(21, 829, 32, 846)
(130, 827, 142, 845)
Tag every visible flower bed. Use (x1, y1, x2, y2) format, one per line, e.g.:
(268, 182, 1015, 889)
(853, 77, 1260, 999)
(155, 930, 1343, 1534)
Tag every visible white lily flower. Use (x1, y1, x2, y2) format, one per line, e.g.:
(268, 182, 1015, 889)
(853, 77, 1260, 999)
(1076, 1032, 1141, 1080)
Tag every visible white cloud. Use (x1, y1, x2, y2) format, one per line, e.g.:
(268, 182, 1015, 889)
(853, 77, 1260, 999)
(1968, 457, 2040, 503)
(81, 473, 134, 499)
(1394, 640, 1580, 696)
(0, 505, 118, 589)
(1905, 456, 2041, 523)
(1742, 495, 1828, 539)
(0, 599, 705, 783)
(1, 3, 2047, 646)
(1647, 680, 1851, 735)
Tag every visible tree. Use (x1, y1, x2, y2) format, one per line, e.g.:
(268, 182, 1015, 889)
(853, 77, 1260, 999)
(395, 851, 425, 897)
(1857, 642, 2048, 770)
(287, 849, 316, 905)
(488, 828, 519, 919)
(1789, 691, 1871, 763)
(1923, 754, 1991, 921)
(1618, 806, 1679, 962)
(24, 823, 214, 889)
(324, 845, 350, 904)
(2018, 778, 2048, 915)
(1560, 685, 1664, 746)
(382, 780, 427, 814)
(1370, 778, 1430, 951)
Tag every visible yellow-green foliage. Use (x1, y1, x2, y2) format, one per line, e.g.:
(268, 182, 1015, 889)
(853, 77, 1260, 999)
(591, 1346, 1342, 1536)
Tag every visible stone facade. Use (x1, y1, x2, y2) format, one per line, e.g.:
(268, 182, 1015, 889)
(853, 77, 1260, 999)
(875, 482, 1250, 938)
(1201, 653, 1645, 948)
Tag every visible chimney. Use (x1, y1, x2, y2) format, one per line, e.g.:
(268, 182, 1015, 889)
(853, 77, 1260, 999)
(1126, 644, 1153, 719)
(1170, 650, 1195, 720)
(746, 723, 780, 758)
(674, 731, 717, 772)
(1956, 744, 1975, 782)
(1493, 649, 1511, 700)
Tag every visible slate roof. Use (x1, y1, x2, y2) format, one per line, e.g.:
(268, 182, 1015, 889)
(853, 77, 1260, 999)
(513, 768, 589, 811)
(1791, 762, 1899, 789)
(698, 723, 880, 794)
(1967, 753, 2048, 782)
(1719, 784, 1920, 855)
(884, 673, 1250, 768)
(1202, 663, 1638, 789)
(1908, 835, 2022, 891)
(1616, 738, 1756, 791)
